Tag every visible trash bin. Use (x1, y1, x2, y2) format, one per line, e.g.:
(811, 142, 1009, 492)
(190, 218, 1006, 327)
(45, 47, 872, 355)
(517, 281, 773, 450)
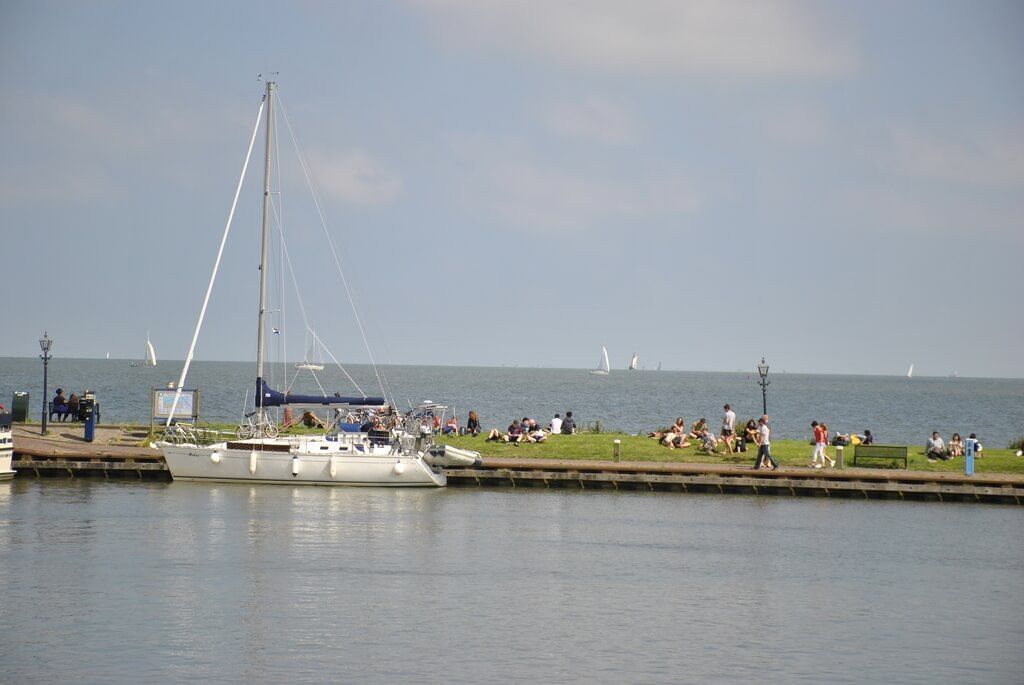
(11, 391, 29, 422)
(82, 396, 96, 443)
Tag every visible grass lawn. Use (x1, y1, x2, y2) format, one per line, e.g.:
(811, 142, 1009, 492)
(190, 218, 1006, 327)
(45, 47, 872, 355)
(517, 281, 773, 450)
(437, 432, 1024, 474)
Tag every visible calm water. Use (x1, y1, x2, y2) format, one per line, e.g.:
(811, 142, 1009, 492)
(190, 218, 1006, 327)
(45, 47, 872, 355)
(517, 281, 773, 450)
(1, 479, 1021, 683)
(2, 357, 1022, 445)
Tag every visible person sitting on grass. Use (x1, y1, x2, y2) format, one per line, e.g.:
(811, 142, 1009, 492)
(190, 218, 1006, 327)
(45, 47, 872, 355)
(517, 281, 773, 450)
(948, 433, 964, 457)
(740, 419, 758, 451)
(561, 411, 576, 435)
(301, 411, 325, 429)
(926, 431, 948, 462)
(861, 429, 874, 445)
(506, 420, 525, 445)
(689, 418, 708, 440)
(661, 418, 690, 449)
(442, 416, 458, 436)
(527, 426, 548, 443)
(698, 426, 719, 454)
(464, 411, 480, 436)
(965, 433, 984, 458)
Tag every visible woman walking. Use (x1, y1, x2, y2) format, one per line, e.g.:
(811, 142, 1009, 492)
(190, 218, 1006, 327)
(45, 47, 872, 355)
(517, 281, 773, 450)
(809, 421, 835, 468)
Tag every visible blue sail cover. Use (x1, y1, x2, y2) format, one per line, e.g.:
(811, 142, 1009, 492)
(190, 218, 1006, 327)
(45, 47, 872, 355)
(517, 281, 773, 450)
(257, 379, 384, 408)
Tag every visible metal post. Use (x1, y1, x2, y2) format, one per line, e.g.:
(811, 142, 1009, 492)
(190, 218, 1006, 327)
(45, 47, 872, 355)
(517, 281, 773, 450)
(39, 332, 52, 436)
(964, 440, 975, 477)
(613, 439, 621, 462)
(761, 385, 767, 416)
(41, 353, 49, 435)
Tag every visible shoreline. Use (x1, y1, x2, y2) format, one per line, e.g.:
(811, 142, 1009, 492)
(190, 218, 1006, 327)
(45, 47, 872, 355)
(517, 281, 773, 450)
(8, 424, 1023, 505)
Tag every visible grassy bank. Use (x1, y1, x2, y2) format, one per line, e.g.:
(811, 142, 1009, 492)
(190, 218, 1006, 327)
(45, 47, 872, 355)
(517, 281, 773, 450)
(438, 433, 1024, 474)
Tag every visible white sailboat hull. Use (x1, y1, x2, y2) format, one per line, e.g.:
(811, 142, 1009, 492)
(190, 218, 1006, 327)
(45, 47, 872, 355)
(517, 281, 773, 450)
(161, 440, 445, 487)
(0, 431, 14, 480)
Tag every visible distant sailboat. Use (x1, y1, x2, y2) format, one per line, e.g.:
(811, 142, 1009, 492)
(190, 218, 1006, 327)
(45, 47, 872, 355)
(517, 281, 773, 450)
(657, 361, 662, 371)
(105, 352, 110, 360)
(131, 332, 158, 367)
(295, 330, 326, 371)
(590, 346, 611, 376)
(628, 352, 639, 371)
(906, 363, 913, 379)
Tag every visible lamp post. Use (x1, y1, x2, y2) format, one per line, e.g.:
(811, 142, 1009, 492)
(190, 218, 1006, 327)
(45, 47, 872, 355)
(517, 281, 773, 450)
(756, 356, 770, 416)
(39, 332, 53, 435)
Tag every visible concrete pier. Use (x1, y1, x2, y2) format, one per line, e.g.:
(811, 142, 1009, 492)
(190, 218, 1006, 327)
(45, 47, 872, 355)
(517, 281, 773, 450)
(9, 425, 1023, 504)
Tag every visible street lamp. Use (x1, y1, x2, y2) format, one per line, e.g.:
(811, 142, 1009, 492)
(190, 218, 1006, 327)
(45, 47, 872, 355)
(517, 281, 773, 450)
(756, 356, 770, 416)
(39, 332, 53, 435)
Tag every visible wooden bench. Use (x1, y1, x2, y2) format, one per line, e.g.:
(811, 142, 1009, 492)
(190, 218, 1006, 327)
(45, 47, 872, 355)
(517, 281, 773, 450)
(853, 444, 908, 468)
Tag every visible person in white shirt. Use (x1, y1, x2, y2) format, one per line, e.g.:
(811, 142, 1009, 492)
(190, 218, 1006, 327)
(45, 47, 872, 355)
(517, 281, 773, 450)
(754, 415, 778, 470)
(720, 404, 737, 454)
(549, 413, 562, 435)
(926, 432, 947, 461)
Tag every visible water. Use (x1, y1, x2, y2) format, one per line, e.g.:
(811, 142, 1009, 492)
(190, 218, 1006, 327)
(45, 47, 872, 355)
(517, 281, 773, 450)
(2, 357, 1022, 445)
(1, 479, 1021, 683)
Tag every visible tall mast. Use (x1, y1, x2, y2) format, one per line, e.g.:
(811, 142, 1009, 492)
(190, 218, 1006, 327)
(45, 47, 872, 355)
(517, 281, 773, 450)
(255, 80, 275, 413)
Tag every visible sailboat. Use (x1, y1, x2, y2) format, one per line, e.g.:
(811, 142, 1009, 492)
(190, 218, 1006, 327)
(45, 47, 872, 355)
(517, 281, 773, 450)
(130, 332, 157, 367)
(907, 363, 914, 379)
(157, 81, 479, 487)
(590, 346, 611, 376)
(295, 331, 325, 371)
(628, 353, 639, 371)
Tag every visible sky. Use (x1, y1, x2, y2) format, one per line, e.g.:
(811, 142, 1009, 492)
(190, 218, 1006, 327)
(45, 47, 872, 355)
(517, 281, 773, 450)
(1, 1, 1022, 377)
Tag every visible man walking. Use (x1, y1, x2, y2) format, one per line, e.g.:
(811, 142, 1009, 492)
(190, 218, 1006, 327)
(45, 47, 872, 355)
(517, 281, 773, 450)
(719, 403, 736, 455)
(754, 414, 778, 470)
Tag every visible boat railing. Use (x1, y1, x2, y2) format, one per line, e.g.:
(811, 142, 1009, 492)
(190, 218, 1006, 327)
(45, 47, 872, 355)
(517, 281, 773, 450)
(160, 424, 232, 446)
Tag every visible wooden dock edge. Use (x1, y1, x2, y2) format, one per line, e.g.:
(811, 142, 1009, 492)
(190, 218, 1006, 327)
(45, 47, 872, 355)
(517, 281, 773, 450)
(10, 452, 1023, 504)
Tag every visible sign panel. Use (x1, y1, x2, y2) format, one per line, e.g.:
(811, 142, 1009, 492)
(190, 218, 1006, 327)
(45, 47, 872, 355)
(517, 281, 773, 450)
(153, 389, 200, 419)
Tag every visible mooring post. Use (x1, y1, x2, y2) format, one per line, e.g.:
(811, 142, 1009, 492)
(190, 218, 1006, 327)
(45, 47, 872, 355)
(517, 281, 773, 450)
(836, 445, 844, 469)
(964, 439, 975, 477)
(613, 439, 621, 462)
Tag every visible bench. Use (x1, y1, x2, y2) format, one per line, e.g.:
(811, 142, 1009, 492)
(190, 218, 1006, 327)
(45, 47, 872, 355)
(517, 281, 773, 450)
(853, 444, 908, 468)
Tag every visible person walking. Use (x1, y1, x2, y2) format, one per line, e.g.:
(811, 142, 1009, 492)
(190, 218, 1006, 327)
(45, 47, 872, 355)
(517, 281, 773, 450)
(754, 414, 778, 470)
(719, 404, 736, 455)
(809, 421, 835, 468)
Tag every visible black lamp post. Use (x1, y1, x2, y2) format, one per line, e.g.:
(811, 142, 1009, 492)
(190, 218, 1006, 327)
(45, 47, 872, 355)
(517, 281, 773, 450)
(39, 332, 53, 435)
(756, 356, 770, 416)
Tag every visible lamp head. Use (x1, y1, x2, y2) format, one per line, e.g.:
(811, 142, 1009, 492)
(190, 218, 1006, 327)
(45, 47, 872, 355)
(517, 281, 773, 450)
(39, 331, 53, 355)
(757, 356, 769, 379)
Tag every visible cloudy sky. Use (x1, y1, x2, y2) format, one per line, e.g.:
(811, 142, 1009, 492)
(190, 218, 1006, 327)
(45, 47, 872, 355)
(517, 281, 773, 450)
(1, 1, 1021, 377)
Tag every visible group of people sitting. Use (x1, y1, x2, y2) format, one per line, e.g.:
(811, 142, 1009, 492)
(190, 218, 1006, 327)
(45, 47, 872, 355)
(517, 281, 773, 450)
(50, 388, 86, 422)
(483, 411, 578, 445)
(649, 406, 747, 455)
(926, 432, 983, 462)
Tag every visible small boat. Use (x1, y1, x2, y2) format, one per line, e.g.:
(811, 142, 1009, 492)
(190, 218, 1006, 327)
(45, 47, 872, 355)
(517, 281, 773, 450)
(295, 331, 326, 371)
(0, 410, 14, 480)
(590, 346, 611, 375)
(628, 352, 639, 371)
(907, 363, 914, 379)
(131, 332, 158, 367)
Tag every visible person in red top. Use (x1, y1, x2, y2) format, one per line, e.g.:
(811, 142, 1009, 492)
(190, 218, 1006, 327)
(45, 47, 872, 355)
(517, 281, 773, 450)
(809, 420, 835, 468)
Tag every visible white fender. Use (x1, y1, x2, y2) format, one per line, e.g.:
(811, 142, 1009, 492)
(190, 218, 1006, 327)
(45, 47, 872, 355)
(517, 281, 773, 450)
(210, 451, 221, 464)
(329, 455, 337, 478)
(393, 459, 406, 475)
(249, 450, 258, 475)
(291, 456, 300, 477)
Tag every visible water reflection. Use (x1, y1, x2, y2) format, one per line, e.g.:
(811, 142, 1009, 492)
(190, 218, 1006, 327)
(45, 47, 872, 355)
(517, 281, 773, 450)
(2, 480, 1023, 683)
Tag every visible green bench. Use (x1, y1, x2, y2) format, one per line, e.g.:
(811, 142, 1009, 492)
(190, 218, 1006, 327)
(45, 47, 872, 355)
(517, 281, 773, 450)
(853, 444, 908, 468)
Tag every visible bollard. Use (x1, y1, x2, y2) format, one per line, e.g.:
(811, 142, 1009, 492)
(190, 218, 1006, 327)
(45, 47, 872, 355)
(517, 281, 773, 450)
(836, 445, 844, 469)
(613, 439, 621, 462)
(964, 440, 975, 477)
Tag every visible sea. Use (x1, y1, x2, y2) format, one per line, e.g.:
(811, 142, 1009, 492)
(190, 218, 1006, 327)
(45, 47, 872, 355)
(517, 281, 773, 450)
(1, 357, 1022, 445)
